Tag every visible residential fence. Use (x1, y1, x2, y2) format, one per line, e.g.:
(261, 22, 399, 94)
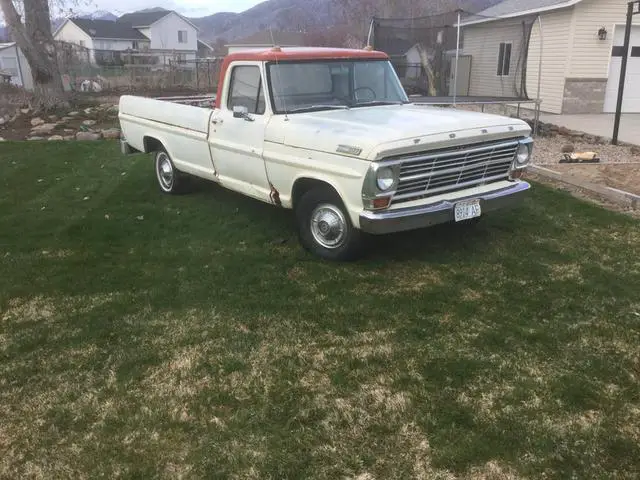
(55, 41, 222, 93)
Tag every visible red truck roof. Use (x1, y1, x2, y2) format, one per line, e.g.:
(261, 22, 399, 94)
(215, 47, 389, 108)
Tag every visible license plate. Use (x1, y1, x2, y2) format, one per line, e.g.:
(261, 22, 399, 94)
(454, 199, 482, 222)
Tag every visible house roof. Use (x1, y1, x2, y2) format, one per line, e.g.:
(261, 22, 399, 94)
(67, 18, 149, 40)
(462, 0, 583, 25)
(225, 31, 306, 47)
(117, 10, 171, 27)
(0, 42, 16, 52)
(117, 9, 199, 31)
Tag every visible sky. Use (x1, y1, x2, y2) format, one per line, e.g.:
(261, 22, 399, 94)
(74, 0, 264, 17)
(0, 0, 264, 24)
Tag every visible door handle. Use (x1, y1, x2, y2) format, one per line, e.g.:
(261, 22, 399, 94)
(212, 118, 223, 125)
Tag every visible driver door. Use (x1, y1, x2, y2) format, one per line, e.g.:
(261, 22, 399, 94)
(209, 63, 271, 201)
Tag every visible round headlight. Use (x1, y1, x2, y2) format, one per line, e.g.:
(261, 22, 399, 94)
(516, 143, 531, 166)
(376, 167, 395, 191)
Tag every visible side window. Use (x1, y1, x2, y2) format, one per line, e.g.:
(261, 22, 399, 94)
(497, 42, 512, 76)
(227, 66, 266, 115)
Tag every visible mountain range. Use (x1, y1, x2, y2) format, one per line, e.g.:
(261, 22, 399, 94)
(0, 0, 504, 45)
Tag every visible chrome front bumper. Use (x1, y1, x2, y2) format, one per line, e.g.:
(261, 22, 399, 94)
(359, 181, 531, 235)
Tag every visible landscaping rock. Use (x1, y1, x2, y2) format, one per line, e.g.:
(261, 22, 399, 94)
(64, 128, 74, 133)
(61, 116, 73, 122)
(48, 135, 64, 141)
(31, 123, 57, 135)
(0, 137, 5, 141)
(84, 107, 94, 115)
(27, 136, 45, 141)
(48, 115, 58, 121)
(101, 128, 121, 139)
(631, 146, 640, 155)
(0, 117, 5, 125)
(63, 135, 75, 141)
(82, 119, 97, 126)
(561, 144, 575, 153)
(30, 117, 45, 126)
(76, 131, 102, 141)
(20, 108, 30, 114)
(68, 111, 80, 116)
(558, 126, 571, 136)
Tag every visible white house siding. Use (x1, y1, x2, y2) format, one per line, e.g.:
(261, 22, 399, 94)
(147, 12, 197, 54)
(557, 0, 640, 112)
(525, 8, 574, 114)
(54, 21, 95, 50)
(569, 0, 640, 78)
(463, 18, 532, 99)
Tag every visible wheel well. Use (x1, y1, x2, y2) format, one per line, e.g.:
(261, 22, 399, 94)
(143, 136, 164, 154)
(291, 178, 339, 209)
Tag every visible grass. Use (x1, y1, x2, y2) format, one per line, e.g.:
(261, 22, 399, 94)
(1, 141, 639, 479)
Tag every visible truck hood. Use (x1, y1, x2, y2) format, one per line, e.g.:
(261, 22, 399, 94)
(271, 104, 531, 159)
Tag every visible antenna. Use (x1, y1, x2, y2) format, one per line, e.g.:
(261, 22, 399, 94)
(269, 27, 289, 121)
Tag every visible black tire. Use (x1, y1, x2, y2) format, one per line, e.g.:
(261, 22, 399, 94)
(295, 186, 363, 261)
(154, 148, 189, 194)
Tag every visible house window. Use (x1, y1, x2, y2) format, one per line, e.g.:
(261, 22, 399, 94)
(132, 41, 139, 50)
(497, 42, 512, 76)
(612, 46, 640, 57)
(612, 46, 624, 57)
(79, 40, 85, 48)
(227, 66, 265, 115)
(178, 30, 188, 43)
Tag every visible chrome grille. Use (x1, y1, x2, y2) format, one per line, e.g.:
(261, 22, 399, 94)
(390, 139, 519, 204)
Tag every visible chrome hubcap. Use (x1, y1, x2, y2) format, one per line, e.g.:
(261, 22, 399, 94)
(310, 204, 347, 249)
(157, 153, 173, 190)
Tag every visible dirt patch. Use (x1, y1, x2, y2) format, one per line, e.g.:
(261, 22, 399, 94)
(548, 164, 640, 196)
(525, 171, 640, 219)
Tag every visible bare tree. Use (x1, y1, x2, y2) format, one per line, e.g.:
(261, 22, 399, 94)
(0, 0, 69, 109)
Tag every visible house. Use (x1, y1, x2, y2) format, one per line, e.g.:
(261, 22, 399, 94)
(53, 9, 199, 66)
(0, 42, 34, 90)
(53, 19, 150, 64)
(461, 0, 640, 114)
(225, 31, 305, 54)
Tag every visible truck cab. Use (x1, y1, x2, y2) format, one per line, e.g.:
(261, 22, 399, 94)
(119, 47, 533, 261)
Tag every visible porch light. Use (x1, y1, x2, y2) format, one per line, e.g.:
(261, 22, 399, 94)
(598, 27, 607, 41)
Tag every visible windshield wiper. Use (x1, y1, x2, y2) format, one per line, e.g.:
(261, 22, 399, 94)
(286, 105, 351, 113)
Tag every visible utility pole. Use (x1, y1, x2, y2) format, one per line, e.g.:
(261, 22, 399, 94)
(612, 1, 640, 145)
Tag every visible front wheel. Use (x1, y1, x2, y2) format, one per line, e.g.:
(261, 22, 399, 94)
(295, 186, 363, 261)
(154, 149, 188, 194)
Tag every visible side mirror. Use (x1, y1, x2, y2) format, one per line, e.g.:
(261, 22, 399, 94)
(233, 105, 249, 119)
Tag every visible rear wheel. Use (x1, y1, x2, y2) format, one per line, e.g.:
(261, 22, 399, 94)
(295, 186, 363, 261)
(154, 149, 188, 194)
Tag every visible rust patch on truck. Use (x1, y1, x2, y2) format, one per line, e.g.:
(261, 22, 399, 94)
(269, 183, 282, 206)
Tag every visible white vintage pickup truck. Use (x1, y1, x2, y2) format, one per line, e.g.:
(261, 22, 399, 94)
(119, 47, 533, 260)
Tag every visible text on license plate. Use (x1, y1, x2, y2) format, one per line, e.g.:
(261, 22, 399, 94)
(454, 199, 482, 222)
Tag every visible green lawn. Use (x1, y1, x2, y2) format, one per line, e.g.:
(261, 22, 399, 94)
(1, 141, 640, 479)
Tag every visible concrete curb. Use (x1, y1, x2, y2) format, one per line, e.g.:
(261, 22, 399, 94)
(529, 165, 640, 210)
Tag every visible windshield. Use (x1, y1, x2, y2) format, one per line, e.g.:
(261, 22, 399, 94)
(267, 60, 409, 114)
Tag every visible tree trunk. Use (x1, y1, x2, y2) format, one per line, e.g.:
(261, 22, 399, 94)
(0, 0, 69, 110)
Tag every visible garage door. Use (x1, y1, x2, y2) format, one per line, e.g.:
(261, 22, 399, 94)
(604, 25, 640, 113)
